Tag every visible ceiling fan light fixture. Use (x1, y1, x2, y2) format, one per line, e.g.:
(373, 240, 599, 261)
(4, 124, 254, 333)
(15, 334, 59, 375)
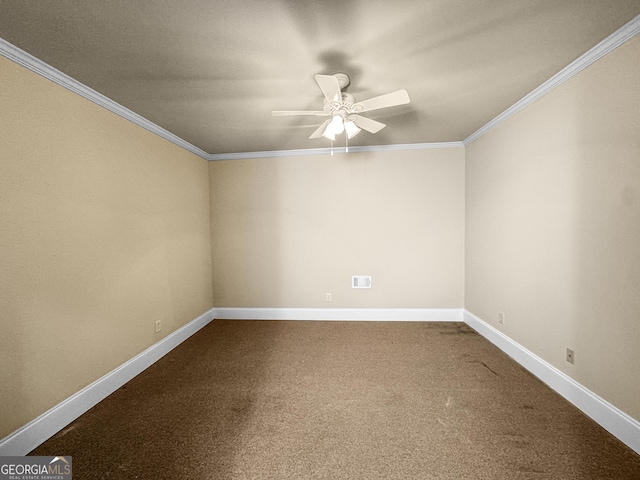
(322, 124, 336, 141)
(345, 119, 361, 139)
(322, 114, 345, 140)
(330, 114, 345, 134)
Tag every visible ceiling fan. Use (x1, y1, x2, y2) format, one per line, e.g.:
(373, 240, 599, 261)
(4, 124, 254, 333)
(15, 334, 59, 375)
(272, 73, 410, 144)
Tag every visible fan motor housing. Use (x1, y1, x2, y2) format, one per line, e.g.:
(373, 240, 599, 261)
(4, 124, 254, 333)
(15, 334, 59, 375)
(322, 92, 356, 112)
(334, 72, 350, 89)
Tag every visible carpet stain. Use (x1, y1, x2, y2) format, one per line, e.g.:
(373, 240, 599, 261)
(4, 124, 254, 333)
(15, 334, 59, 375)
(480, 361, 499, 377)
(230, 398, 253, 415)
(439, 325, 477, 335)
(469, 359, 500, 377)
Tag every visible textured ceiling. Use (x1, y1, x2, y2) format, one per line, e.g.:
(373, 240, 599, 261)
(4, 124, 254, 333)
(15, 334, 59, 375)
(1, 1, 639, 155)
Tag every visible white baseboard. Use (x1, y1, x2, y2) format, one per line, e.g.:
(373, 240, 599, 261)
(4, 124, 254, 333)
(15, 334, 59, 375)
(0, 307, 216, 456)
(4, 307, 638, 457)
(463, 310, 640, 455)
(213, 307, 463, 322)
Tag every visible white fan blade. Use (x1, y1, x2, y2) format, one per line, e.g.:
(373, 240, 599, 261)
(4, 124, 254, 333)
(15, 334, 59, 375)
(352, 115, 386, 134)
(355, 89, 410, 112)
(314, 74, 342, 103)
(309, 119, 331, 139)
(272, 110, 328, 116)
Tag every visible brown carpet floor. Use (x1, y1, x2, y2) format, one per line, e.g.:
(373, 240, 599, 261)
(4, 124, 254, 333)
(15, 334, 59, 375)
(31, 320, 640, 479)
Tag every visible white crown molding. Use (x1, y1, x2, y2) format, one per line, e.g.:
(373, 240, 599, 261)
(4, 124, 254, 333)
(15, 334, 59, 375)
(206, 142, 465, 161)
(0, 37, 210, 161)
(0, 307, 216, 456)
(464, 14, 640, 145)
(213, 307, 464, 321)
(463, 310, 640, 455)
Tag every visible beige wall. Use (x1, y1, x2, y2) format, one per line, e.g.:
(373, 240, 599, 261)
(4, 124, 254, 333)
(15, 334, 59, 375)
(0, 56, 213, 438)
(465, 36, 640, 420)
(209, 148, 465, 308)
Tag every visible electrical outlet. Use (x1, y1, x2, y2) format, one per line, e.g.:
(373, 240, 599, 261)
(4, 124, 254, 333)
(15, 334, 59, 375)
(566, 348, 575, 364)
(498, 312, 505, 325)
(325, 293, 332, 302)
(155, 320, 162, 333)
